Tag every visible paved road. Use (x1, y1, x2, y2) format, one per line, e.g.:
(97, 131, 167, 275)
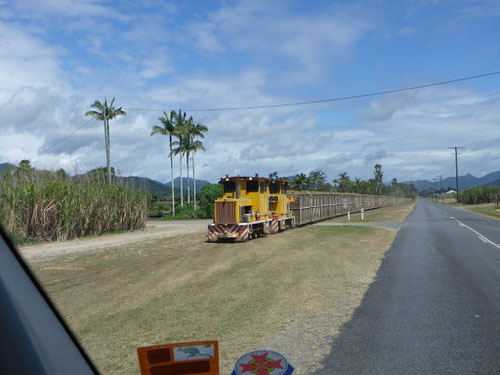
(314, 199, 500, 374)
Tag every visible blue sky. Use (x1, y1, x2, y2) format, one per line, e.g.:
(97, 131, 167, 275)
(1, 0, 500, 183)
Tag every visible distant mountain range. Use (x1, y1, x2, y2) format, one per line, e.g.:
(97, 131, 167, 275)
(402, 171, 500, 192)
(121, 176, 211, 199)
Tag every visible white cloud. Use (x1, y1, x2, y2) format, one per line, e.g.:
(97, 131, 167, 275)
(0, 21, 65, 92)
(9, 0, 126, 19)
(189, 1, 372, 82)
(137, 55, 175, 79)
(367, 92, 416, 121)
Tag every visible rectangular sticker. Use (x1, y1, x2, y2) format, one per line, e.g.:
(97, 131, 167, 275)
(173, 345, 215, 362)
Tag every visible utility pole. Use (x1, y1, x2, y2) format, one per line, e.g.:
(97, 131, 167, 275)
(439, 175, 443, 202)
(448, 147, 464, 203)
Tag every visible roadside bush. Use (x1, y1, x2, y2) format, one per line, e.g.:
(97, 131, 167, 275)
(174, 203, 200, 219)
(199, 183, 223, 219)
(147, 195, 172, 217)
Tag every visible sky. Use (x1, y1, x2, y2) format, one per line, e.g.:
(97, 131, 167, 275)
(1, 0, 500, 184)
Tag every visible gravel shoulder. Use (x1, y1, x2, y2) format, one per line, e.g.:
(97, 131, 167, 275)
(20, 220, 211, 261)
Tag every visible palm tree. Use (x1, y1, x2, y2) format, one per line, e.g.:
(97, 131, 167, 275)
(184, 121, 208, 209)
(354, 177, 363, 194)
(291, 173, 310, 191)
(151, 111, 176, 216)
(185, 117, 194, 205)
(190, 140, 205, 210)
(170, 109, 190, 207)
(269, 171, 279, 180)
(185, 120, 208, 209)
(85, 98, 126, 184)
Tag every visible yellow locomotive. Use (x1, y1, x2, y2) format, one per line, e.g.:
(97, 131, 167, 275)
(208, 174, 295, 242)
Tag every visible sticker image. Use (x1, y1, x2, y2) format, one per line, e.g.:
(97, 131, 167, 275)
(173, 345, 215, 361)
(232, 350, 294, 375)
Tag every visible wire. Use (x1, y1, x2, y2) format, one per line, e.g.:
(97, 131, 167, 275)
(29, 70, 500, 159)
(124, 70, 500, 112)
(32, 118, 94, 159)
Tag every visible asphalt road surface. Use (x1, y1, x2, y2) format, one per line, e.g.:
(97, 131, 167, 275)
(314, 199, 500, 374)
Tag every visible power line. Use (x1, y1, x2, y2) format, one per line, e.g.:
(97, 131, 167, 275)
(29, 70, 500, 160)
(124, 70, 500, 113)
(32, 118, 94, 160)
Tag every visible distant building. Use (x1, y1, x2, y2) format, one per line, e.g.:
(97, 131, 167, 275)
(445, 189, 456, 195)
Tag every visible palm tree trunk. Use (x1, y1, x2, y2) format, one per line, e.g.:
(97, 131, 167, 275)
(193, 153, 197, 210)
(186, 152, 190, 204)
(179, 153, 183, 207)
(169, 136, 175, 217)
(106, 117, 111, 185)
(102, 115, 110, 185)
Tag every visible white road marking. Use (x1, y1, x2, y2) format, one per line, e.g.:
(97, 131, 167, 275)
(454, 219, 500, 249)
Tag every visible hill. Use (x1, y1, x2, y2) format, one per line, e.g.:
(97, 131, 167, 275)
(122, 176, 211, 199)
(0, 162, 15, 174)
(403, 171, 500, 192)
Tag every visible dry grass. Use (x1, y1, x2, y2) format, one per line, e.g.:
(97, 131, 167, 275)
(27, 227, 391, 374)
(26, 202, 415, 374)
(441, 201, 500, 220)
(463, 204, 500, 220)
(328, 200, 416, 223)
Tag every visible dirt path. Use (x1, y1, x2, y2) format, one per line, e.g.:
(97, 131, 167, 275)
(20, 220, 211, 261)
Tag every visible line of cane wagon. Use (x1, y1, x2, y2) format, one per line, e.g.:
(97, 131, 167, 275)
(208, 174, 406, 242)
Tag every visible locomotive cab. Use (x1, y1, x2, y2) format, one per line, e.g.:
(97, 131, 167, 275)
(268, 180, 291, 219)
(208, 174, 295, 242)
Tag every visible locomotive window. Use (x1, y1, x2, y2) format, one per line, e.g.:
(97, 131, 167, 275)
(260, 182, 266, 193)
(246, 180, 259, 192)
(223, 181, 236, 193)
(283, 184, 287, 194)
(269, 183, 280, 194)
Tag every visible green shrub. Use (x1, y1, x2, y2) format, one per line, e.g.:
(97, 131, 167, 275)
(199, 183, 223, 219)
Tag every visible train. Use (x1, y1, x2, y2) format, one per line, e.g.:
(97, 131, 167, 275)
(207, 175, 295, 242)
(207, 174, 409, 242)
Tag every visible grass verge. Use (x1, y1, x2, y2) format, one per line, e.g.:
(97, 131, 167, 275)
(328, 200, 416, 223)
(463, 205, 500, 220)
(27, 203, 415, 375)
(441, 201, 500, 220)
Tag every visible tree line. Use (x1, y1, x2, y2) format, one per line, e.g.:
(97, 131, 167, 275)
(288, 164, 418, 198)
